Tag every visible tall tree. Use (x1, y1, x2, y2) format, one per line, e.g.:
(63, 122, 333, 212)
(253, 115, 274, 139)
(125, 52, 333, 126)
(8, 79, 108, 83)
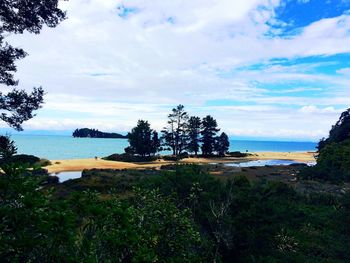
(215, 132, 230, 156)
(162, 105, 189, 155)
(126, 120, 159, 157)
(186, 116, 201, 156)
(201, 115, 220, 156)
(0, 0, 66, 130)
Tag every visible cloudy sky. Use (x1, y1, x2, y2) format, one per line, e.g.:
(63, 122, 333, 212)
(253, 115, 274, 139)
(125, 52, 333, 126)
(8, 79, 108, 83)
(2, 0, 350, 141)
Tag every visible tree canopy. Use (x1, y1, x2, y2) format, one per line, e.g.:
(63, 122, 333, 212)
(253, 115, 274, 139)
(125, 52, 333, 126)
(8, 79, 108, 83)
(201, 115, 220, 156)
(0, 0, 66, 130)
(186, 116, 202, 156)
(0, 0, 66, 86)
(0, 87, 44, 130)
(126, 120, 159, 157)
(318, 108, 350, 151)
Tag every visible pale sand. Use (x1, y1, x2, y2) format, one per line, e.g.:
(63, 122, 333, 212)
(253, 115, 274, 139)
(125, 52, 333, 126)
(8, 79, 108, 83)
(47, 151, 316, 173)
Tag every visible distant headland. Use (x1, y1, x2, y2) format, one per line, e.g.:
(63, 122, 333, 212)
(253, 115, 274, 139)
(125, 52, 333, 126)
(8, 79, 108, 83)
(72, 128, 127, 139)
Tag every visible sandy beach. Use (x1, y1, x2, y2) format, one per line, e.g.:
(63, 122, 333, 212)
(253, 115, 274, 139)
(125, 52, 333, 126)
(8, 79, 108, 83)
(47, 151, 316, 173)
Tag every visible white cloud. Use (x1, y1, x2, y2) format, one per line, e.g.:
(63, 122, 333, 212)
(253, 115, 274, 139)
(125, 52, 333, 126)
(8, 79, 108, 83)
(1, 0, 350, 140)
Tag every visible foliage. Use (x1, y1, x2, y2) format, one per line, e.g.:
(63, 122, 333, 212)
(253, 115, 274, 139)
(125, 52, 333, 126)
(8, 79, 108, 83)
(186, 116, 202, 155)
(72, 128, 127, 139)
(201, 115, 220, 156)
(215, 132, 230, 156)
(318, 108, 350, 151)
(0, 163, 210, 262)
(0, 0, 66, 86)
(227, 151, 251, 157)
(300, 139, 350, 182)
(0, 0, 66, 130)
(162, 104, 189, 155)
(302, 108, 350, 183)
(126, 120, 160, 157)
(103, 153, 159, 163)
(0, 135, 17, 161)
(6, 154, 41, 165)
(0, 88, 44, 130)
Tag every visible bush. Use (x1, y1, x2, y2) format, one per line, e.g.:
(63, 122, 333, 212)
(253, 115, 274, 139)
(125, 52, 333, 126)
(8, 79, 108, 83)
(300, 139, 350, 182)
(37, 159, 52, 167)
(7, 154, 40, 165)
(162, 155, 180, 161)
(227, 151, 251, 158)
(162, 153, 189, 161)
(103, 153, 158, 163)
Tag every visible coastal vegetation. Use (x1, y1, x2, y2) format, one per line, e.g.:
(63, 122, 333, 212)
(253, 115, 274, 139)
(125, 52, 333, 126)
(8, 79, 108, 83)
(123, 105, 230, 160)
(300, 108, 350, 182)
(1, 163, 350, 262)
(73, 128, 127, 139)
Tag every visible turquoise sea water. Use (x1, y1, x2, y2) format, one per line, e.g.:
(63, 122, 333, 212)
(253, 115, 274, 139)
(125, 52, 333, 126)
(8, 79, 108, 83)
(9, 135, 317, 160)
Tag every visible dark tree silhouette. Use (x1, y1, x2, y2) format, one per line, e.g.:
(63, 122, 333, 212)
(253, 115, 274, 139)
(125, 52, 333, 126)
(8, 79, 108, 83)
(0, 0, 66, 130)
(186, 116, 201, 156)
(126, 120, 159, 157)
(215, 132, 230, 156)
(151, 130, 161, 155)
(201, 115, 220, 156)
(318, 108, 350, 151)
(162, 105, 189, 155)
(0, 88, 44, 130)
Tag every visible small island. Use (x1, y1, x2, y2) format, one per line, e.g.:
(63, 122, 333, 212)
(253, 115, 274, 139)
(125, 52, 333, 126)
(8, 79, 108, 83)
(72, 128, 127, 139)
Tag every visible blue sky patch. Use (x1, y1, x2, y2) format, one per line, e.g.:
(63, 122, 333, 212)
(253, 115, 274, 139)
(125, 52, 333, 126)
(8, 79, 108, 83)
(270, 0, 350, 37)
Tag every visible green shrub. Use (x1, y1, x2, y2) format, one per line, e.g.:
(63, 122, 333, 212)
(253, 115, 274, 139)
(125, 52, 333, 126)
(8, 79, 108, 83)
(103, 153, 158, 162)
(7, 154, 40, 165)
(227, 151, 251, 157)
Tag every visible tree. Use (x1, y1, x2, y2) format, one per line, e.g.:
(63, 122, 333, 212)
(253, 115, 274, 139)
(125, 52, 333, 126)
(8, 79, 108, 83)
(151, 130, 161, 155)
(187, 116, 202, 156)
(201, 115, 220, 156)
(0, 0, 66, 86)
(318, 108, 350, 151)
(215, 132, 230, 156)
(126, 120, 159, 157)
(0, 0, 66, 130)
(0, 135, 17, 161)
(0, 88, 44, 130)
(162, 105, 189, 155)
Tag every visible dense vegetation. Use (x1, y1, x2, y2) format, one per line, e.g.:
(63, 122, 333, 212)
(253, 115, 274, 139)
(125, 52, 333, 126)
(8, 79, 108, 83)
(301, 108, 350, 182)
(1, 164, 350, 262)
(73, 128, 127, 139)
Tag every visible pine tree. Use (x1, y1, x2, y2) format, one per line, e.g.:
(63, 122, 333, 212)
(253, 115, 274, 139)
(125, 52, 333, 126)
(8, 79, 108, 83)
(162, 105, 189, 155)
(215, 132, 230, 156)
(186, 116, 202, 156)
(201, 115, 220, 156)
(127, 120, 154, 157)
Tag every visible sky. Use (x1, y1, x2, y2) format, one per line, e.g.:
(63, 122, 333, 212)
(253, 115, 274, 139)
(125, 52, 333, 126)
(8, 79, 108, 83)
(2, 0, 350, 141)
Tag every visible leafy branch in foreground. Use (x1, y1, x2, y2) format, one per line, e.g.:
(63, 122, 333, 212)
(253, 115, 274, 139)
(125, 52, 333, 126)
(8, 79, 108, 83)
(0, 87, 44, 130)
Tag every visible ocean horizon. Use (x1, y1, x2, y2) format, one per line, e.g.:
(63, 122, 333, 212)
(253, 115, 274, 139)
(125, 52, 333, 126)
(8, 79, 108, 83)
(8, 134, 317, 160)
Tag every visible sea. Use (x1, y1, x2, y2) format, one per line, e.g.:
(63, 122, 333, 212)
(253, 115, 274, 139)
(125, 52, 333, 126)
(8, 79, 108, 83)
(9, 135, 317, 160)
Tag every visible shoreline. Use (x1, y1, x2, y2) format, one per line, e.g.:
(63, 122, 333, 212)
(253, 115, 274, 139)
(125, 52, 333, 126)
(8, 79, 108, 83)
(46, 151, 316, 173)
